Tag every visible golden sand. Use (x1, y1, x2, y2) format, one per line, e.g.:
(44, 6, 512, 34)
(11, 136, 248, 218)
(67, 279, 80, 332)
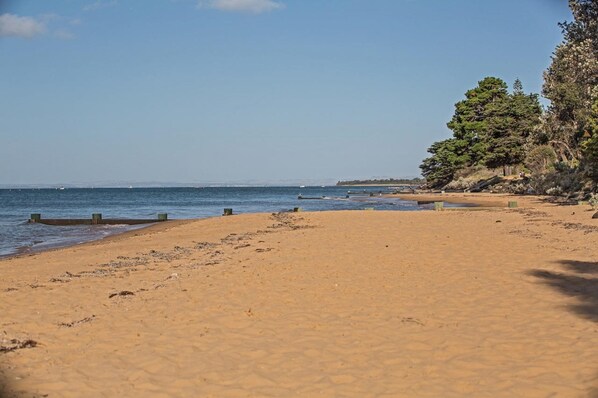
(1, 195, 597, 397)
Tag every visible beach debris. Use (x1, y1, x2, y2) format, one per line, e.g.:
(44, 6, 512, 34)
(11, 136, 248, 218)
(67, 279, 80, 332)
(28, 284, 45, 289)
(100, 256, 148, 269)
(194, 241, 217, 250)
(49, 271, 82, 283)
(0, 338, 38, 353)
(221, 233, 254, 245)
(146, 249, 183, 262)
(400, 317, 425, 326)
(108, 290, 135, 299)
(166, 273, 179, 280)
(245, 308, 254, 317)
(593, 211, 598, 219)
(255, 248, 273, 253)
(551, 221, 598, 234)
(58, 315, 95, 328)
(173, 246, 190, 254)
(49, 277, 71, 283)
(3, 288, 18, 292)
(520, 209, 551, 218)
(234, 244, 251, 250)
(77, 269, 114, 278)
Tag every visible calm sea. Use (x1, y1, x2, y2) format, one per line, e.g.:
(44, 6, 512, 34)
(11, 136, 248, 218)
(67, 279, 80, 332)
(0, 186, 444, 257)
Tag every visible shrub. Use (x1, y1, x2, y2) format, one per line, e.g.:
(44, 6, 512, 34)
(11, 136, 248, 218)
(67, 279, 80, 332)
(525, 145, 557, 175)
(529, 163, 583, 195)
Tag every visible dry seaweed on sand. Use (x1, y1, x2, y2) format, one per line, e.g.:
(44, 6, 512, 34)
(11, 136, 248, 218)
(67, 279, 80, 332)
(108, 290, 135, 299)
(58, 315, 96, 328)
(0, 339, 38, 353)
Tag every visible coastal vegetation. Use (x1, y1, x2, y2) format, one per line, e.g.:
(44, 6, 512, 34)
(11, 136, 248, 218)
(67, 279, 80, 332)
(420, 0, 597, 197)
(336, 178, 425, 186)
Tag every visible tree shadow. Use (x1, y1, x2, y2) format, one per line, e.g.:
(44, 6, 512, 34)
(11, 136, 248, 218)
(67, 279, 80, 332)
(0, 371, 15, 398)
(530, 260, 598, 396)
(528, 260, 598, 322)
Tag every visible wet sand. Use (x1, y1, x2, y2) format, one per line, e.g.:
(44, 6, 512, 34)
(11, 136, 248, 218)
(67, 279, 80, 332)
(1, 195, 597, 397)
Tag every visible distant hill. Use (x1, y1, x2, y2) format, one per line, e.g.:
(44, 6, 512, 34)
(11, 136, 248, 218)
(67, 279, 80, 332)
(336, 178, 425, 186)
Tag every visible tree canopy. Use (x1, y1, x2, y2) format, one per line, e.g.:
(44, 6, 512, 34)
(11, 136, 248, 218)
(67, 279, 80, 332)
(420, 77, 541, 186)
(420, 0, 597, 192)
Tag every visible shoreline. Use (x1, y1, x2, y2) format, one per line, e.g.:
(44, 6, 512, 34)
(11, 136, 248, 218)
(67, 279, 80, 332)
(0, 193, 485, 262)
(0, 198, 596, 396)
(0, 192, 580, 263)
(389, 191, 540, 207)
(0, 219, 196, 262)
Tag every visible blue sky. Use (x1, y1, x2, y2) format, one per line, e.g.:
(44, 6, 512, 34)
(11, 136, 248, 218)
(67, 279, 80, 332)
(0, 0, 571, 186)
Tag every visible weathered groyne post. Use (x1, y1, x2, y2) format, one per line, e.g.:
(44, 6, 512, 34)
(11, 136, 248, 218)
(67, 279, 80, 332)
(30, 214, 41, 223)
(158, 213, 168, 221)
(434, 202, 444, 211)
(223, 208, 233, 216)
(508, 201, 518, 208)
(92, 213, 102, 225)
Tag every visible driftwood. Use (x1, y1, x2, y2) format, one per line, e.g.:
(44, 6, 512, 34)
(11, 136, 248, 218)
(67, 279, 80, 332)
(469, 175, 503, 192)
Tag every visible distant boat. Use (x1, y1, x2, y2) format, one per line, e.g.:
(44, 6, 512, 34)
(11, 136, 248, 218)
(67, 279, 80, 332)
(59, 187, 65, 190)
(300, 185, 306, 188)
(128, 185, 133, 189)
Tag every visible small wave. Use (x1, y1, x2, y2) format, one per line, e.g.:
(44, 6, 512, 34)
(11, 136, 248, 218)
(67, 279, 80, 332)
(98, 224, 129, 229)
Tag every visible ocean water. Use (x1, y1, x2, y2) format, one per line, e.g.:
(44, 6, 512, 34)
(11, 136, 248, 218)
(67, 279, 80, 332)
(0, 186, 444, 257)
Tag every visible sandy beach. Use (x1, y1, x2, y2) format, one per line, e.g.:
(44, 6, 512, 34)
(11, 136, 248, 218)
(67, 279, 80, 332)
(1, 194, 597, 397)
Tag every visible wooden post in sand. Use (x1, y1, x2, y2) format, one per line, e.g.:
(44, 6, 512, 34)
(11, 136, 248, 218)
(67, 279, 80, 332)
(92, 213, 102, 225)
(223, 208, 233, 216)
(293, 207, 301, 212)
(158, 213, 168, 221)
(508, 201, 518, 208)
(30, 213, 41, 223)
(434, 202, 444, 211)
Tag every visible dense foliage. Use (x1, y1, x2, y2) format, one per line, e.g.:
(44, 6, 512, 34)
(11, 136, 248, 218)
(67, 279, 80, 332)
(542, 0, 597, 164)
(420, 0, 598, 194)
(420, 77, 542, 186)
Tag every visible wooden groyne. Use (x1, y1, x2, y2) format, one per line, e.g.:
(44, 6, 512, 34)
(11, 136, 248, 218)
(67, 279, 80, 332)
(298, 195, 325, 200)
(29, 213, 168, 226)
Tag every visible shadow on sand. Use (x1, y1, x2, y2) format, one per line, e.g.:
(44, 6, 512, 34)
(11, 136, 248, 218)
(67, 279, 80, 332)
(528, 260, 598, 322)
(0, 373, 15, 398)
(529, 260, 598, 397)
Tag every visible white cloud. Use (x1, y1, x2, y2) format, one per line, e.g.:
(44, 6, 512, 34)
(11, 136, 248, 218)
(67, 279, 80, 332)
(0, 13, 46, 38)
(198, 0, 284, 14)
